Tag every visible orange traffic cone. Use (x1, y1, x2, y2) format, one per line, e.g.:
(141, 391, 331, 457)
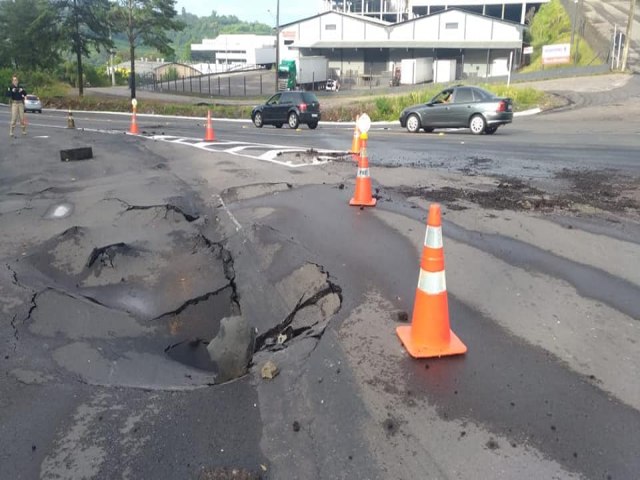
(204, 110, 215, 141)
(396, 204, 467, 358)
(129, 106, 139, 134)
(351, 115, 361, 157)
(349, 133, 376, 207)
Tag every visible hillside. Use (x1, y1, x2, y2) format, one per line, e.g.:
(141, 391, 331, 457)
(88, 9, 272, 67)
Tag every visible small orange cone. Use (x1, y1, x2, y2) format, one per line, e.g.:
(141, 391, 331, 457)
(396, 204, 467, 358)
(204, 110, 215, 141)
(349, 133, 376, 207)
(129, 106, 139, 134)
(67, 109, 75, 129)
(351, 115, 361, 157)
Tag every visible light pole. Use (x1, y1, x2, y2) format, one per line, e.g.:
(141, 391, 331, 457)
(275, 0, 280, 92)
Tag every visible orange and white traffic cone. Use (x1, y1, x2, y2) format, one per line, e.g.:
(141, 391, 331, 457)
(396, 204, 467, 358)
(351, 114, 361, 158)
(349, 132, 376, 207)
(204, 110, 215, 141)
(129, 106, 139, 134)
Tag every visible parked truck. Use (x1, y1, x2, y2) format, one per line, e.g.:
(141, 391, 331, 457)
(400, 57, 434, 85)
(278, 56, 328, 91)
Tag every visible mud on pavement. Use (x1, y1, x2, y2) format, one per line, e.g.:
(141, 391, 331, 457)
(394, 168, 640, 218)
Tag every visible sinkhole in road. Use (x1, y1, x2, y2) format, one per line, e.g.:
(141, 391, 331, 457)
(19, 199, 344, 386)
(163, 286, 239, 372)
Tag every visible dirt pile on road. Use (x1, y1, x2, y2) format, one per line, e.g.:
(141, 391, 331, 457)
(393, 169, 640, 217)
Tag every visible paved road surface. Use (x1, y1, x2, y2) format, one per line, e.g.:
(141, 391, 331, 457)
(0, 74, 639, 479)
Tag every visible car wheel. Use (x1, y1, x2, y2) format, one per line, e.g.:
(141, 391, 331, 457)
(308, 122, 318, 130)
(406, 114, 421, 133)
(253, 112, 263, 128)
(469, 114, 486, 135)
(275, 123, 283, 128)
(288, 112, 299, 129)
(485, 126, 498, 135)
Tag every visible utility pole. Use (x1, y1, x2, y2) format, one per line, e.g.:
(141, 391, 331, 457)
(574, 0, 583, 64)
(275, 0, 280, 92)
(109, 28, 116, 86)
(570, 0, 579, 61)
(621, 0, 636, 71)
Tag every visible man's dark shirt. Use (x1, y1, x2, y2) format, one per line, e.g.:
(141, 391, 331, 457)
(6, 83, 27, 102)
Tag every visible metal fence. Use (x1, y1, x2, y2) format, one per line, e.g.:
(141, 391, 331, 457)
(137, 68, 399, 98)
(558, 0, 614, 64)
(138, 71, 275, 97)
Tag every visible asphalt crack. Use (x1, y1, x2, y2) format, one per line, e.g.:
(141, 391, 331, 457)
(85, 242, 136, 269)
(254, 273, 343, 353)
(153, 284, 237, 320)
(106, 197, 200, 222)
(6, 264, 19, 285)
(195, 234, 239, 304)
(10, 314, 19, 344)
(10, 292, 39, 349)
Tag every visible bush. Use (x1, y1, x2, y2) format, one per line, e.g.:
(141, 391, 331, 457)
(0, 68, 60, 95)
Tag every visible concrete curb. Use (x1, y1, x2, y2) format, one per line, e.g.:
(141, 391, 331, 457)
(514, 108, 542, 117)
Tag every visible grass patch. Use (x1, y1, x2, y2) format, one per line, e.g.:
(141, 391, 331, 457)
(41, 94, 253, 119)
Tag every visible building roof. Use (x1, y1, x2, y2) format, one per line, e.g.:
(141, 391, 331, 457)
(286, 8, 523, 50)
(279, 9, 392, 29)
(393, 7, 524, 27)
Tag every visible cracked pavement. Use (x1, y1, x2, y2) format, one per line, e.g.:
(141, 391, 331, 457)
(1, 74, 639, 479)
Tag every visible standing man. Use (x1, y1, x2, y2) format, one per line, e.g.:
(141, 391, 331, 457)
(6, 75, 27, 138)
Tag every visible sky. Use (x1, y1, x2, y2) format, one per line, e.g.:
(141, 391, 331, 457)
(175, 0, 324, 26)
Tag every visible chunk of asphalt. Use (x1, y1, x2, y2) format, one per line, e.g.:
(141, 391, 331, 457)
(60, 147, 93, 162)
(207, 315, 255, 383)
(260, 360, 279, 380)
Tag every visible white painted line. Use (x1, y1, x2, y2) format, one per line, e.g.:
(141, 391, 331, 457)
(146, 135, 326, 168)
(218, 195, 242, 231)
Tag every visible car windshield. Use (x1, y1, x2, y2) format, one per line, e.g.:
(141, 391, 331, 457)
(26, 95, 38, 100)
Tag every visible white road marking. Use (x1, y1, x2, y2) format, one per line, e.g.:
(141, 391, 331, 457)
(217, 195, 242, 231)
(146, 135, 334, 168)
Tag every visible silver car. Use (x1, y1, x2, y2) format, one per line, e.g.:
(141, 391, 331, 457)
(399, 86, 513, 135)
(24, 94, 42, 113)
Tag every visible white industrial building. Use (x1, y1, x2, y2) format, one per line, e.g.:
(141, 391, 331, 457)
(321, 0, 550, 24)
(190, 34, 276, 66)
(279, 8, 525, 84)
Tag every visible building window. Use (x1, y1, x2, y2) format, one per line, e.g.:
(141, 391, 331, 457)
(325, 24, 337, 30)
(284, 40, 294, 45)
(445, 22, 459, 29)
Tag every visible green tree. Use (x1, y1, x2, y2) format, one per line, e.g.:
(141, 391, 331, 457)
(528, 0, 571, 50)
(55, 0, 113, 96)
(0, 0, 62, 70)
(110, 0, 184, 99)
